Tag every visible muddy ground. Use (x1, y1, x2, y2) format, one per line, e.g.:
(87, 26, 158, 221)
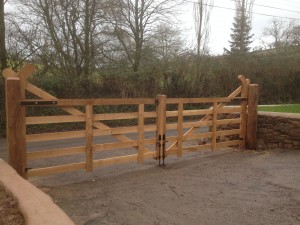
(0, 185, 25, 225)
(27, 149, 300, 225)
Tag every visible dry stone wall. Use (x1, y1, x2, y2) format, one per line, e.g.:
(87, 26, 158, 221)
(257, 112, 300, 150)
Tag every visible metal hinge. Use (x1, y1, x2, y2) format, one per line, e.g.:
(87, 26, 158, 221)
(21, 100, 57, 106)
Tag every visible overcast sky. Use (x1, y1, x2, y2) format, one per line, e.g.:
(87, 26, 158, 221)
(5, 0, 299, 55)
(179, 0, 300, 55)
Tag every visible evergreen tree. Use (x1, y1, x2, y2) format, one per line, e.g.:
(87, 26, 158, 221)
(225, 0, 254, 54)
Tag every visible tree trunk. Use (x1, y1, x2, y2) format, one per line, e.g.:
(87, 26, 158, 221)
(0, 0, 7, 71)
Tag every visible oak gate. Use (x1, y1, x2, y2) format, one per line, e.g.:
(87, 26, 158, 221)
(3, 64, 258, 178)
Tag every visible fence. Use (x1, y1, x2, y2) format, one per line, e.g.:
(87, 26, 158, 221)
(3, 64, 258, 178)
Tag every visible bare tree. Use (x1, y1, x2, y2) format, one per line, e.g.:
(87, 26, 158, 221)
(0, 0, 7, 71)
(104, 0, 181, 72)
(149, 23, 182, 62)
(290, 25, 300, 46)
(11, 0, 106, 80)
(194, 0, 213, 56)
(262, 18, 299, 53)
(193, 0, 213, 77)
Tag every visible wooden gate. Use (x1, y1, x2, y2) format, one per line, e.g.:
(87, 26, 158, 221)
(3, 64, 258, 178)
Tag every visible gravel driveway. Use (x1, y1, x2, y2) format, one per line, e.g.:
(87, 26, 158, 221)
(1, 138, 299, 225)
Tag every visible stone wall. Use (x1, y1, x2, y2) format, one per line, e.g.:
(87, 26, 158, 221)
(257, 112, 300, 150)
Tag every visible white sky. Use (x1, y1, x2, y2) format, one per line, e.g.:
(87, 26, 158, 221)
(4, 0, 300, 55)
(179, 0, 300, 55)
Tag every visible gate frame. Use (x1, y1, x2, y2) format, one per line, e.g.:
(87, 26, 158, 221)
(3, 64, 258, 178)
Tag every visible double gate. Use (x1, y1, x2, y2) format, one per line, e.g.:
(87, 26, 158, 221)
(3, 64, 258, 178)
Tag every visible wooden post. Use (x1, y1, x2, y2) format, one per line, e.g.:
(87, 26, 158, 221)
(177, 100, 183, 157)
(239, 76, 249, 149)
(85, 104, 93, 172)
(246, 84, 259, 149)
(211, 102, 218, 151)
(156, 95, 166, 165)
(6, 77, 27, 178)
(138, 104, 145, 164)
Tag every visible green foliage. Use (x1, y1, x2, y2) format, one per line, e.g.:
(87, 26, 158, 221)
(1, 50, 300, 137)
(258, 104, 300, 113)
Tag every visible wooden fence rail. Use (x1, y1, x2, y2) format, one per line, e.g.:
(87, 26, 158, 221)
(3, 64, 258, 178)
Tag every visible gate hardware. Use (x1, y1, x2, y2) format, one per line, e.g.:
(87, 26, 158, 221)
(162, 134, 166, 166)
(21, 100, 58, 106)
(157, 134, 167, 166)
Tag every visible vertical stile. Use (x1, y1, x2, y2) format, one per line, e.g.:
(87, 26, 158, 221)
(239, 77, 249, 149)
(177, 100, 184, 157)
(85, 104, 93, 172)
(138, 104, 145, 164)
(211, 101, 218, 151)
(156, 95, 167, 165)
(6, 77, 27, 178)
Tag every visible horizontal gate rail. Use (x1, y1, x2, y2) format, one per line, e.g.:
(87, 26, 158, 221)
(21, 98, 156, 106)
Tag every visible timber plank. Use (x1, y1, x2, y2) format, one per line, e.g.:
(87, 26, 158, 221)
(93, 151, 156, 168)
(56, 98, 155, 106)
(216, 118, 241, 125)
(166, 109, 213, 117)
(216, 140, 240, 148)
(27, 146, 85, 160)
(217, 129, 241, 137)
(26, 115, 85, 125)
(93, 112, 138, 121)
(183, 132, 212, 141)
(166, 143, 211, 155)
(93, 154, 138, 167)
(93, 138, 156, 152)
(26, 130, 85, 142)
(93, 111, 157, 121)
(166, 97, 231, 104)
(218, 107, 242, 114)
(27, 162, 86, 177)
(165, 120, 213, 131)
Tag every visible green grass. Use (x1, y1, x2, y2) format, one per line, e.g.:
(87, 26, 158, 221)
(258, 104, 300, 113)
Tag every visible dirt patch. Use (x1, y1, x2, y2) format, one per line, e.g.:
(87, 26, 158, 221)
(0, 184, 25, 225)
(29, 149, 300, 225)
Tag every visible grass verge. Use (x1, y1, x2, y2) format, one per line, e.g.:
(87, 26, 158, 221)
(258, 104, 300, 113)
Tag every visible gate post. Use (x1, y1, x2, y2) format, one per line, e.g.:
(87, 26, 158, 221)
(5, 77, 27, 178)
(85, 104, 93, 172)
(246, 84, 259, 149)
(239, 76, 249, 149)
(156, 95, 166, 165)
